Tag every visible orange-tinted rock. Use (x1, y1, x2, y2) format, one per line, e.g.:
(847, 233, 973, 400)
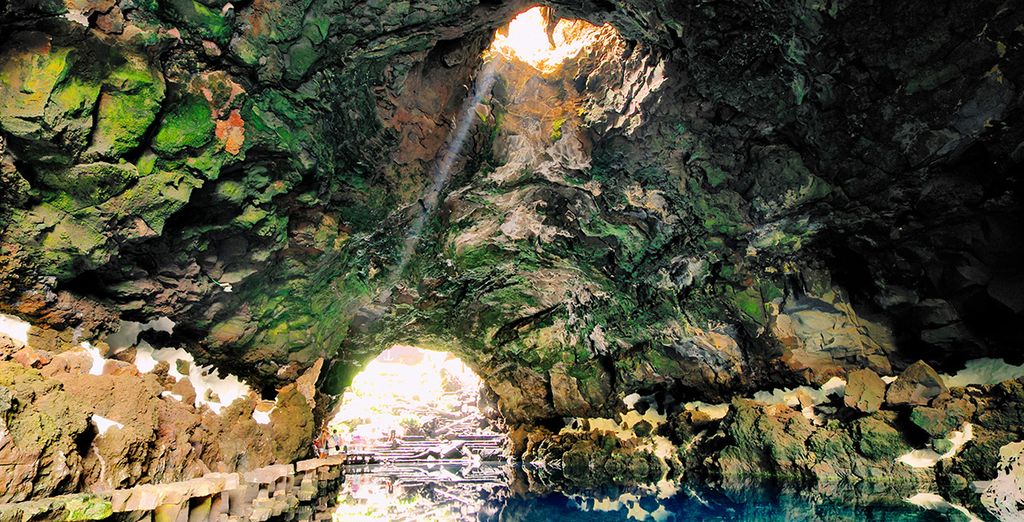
(11, 346, 50, 368)
(270, 385, 315, 462)
(170, 377, 198, 406)
(215, 110, 245, 155)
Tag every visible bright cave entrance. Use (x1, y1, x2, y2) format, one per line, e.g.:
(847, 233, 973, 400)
(326, 346, 506, 461)
(487, 5, 614, 73)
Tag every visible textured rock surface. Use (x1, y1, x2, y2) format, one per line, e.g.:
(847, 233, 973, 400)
(887, 361, 948, 406)
(0, 334, 317, 502)
(0, 0, 1022, 505)
(845, 369, 887, 413)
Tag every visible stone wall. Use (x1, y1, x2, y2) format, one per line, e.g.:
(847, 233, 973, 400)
(0, 456, 348, 521)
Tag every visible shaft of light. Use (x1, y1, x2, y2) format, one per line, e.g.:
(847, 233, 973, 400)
(395, 59, 499, 278)
(372, 60, 499, 306)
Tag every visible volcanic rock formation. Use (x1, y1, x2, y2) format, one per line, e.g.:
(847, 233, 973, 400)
(1, 0, 1023, 516)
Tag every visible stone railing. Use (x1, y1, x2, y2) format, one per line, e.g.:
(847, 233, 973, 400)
(0, 455, 348, 522)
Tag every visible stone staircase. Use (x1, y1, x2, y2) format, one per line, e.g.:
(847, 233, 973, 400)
(360, 433, 506, 464)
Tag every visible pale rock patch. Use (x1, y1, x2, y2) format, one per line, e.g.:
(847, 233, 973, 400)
(752, 376, 846, 408)
(82, 342, 106, 376)
(106, 317, 175, 352)
(0, 313, 31, 347)
(896, 422, 973, 468)
(132, 342, 252, 414)
(942, 358, 1024, 388)
(905, 492, 982, 522)
(978, 440, 1024, 519)
(683, 401, 730, 420)
(91, 415, 125, 436)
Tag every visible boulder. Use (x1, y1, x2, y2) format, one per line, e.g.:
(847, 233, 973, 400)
(632, 420, 654, 437)
(909, 406, 955, 437)
(844, 368, 886, 413)
(910, 396, 974, 438)
(0, 334, 19, 359)
(11, 347, 50, 368)
(886, 361, 946, 406)
(853, 414, 908, 461)
(932, 437, 953, 454)
(0, 361, 91, 502)
(170, 377, 197, 405)
(718, 400, 815, 477)
(269, 386, 315, 462)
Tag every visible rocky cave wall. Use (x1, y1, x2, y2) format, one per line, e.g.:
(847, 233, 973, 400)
(0, 0, 1023, 504)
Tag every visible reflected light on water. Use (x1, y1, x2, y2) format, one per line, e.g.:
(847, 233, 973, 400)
(326, 465, 968, 522)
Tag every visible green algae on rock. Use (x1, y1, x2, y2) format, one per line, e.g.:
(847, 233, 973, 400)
(88, 59, 165, 159)
(152, 95, 216, 156)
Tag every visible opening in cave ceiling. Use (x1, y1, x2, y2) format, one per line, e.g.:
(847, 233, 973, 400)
(487, 6, 616, 74)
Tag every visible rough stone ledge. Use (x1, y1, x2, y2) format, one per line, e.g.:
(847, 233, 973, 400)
(0, 458, 347, 522)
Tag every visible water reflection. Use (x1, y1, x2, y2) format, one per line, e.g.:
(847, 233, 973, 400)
(330, 463, 971, 521)
(333, 463, 506, 521)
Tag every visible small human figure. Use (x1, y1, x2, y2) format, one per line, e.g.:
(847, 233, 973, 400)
(315, 427, 330, 457)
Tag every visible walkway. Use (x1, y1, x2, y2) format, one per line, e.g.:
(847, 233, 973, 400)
(0, 455, 348, 521)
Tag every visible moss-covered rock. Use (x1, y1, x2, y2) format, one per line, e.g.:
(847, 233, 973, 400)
(719, 399, 815, 478)
(38, 213, 112, 279)
(730, 285, 767, 326)
(99, 169, 203, 236)
(152, 95, 216, 156)
(88, 58, 165, 159)
(853, 414, 908, 461)
(39, 161, 139, 207)
(285, 37, 317, 81)
(806, 428, 858, 481)
(910, 405, 963, 438)
(161, 0, 234, 43)
(0, 33, 73, 139)
(747, 145, 831, 221)
(63, 495, 114, 521)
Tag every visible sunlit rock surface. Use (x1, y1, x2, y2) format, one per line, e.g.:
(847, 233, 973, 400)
(0, 0, 1023, 516)
(0, 338, 319, 502)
